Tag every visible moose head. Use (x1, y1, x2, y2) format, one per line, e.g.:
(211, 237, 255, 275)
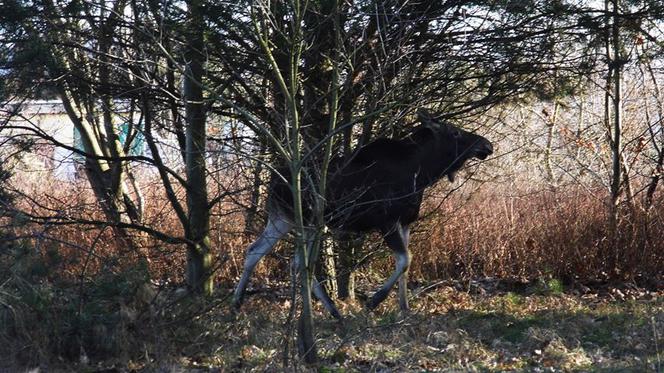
(413, 108, 494, 183)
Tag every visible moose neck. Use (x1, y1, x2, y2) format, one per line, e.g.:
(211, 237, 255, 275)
(414, 134, 458, 189)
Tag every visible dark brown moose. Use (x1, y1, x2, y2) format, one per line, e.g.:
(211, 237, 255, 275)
(233, 109, 493, 318)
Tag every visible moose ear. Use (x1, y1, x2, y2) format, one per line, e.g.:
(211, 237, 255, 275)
(416, 108, 437, 127)
(412, 108, 441, 142)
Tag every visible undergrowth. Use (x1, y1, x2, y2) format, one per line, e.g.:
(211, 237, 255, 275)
(0, 180, 662, 369)
(11, 180, 664, 287)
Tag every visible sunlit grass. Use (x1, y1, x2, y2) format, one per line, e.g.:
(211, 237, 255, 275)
(155, 286, 661, 371)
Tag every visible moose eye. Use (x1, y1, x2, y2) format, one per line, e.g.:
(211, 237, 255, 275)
(452, 129, 462, 138)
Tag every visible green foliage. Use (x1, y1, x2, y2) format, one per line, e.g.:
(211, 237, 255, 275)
(0, 0, 32, 27)
(0, 161, 12, 211)
(0, 1, 58, 99)
(503, 292, 526, 306)
(0, 241, 153, 365)
(547, 278, 564, 294)
(458, 310, 546, 344)
(93, 260, 150, 300)
(533, 278, 565, 295)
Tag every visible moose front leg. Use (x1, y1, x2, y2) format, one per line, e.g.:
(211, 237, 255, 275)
(367, 223, 411, 311)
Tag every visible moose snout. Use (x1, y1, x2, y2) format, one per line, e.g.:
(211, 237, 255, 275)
(475, 139, 493, 160)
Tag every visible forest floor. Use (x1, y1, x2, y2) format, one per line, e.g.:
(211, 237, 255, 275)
(81, 279, 663, 372)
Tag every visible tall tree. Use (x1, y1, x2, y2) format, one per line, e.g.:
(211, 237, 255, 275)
(183, 0, 213, 294)
(2, 0, 145, 249)
(0, 0, 221, 292)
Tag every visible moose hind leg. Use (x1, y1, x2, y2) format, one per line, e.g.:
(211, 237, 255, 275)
(367, 223, 411, 311)
(313, 278, 342, 319)
(397, 225, 411, 311)
(232, 215, 292, 308)
(302, 232, 341, 320)
(293, 233, 343, 319)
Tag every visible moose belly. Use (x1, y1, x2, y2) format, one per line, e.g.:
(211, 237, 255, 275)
(327, 190, 423, 233)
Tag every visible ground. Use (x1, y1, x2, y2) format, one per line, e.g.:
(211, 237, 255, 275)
(87, 279, 662, 372)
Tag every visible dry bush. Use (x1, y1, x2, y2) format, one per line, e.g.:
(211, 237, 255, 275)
(3, 169, 294, 301)
(406, 184, 664, 285)
(2, 168, 663, 369)
(8, 173, 664, 291)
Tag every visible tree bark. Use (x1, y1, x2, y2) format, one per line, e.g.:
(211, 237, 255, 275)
(609, 0, 622, 222)
(245, 142, 266, 235)
(544, 102, 559, 184)
(184, 0, 213, 295)
(336, 238, 356, 300)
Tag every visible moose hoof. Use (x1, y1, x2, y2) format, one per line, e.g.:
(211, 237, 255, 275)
(366, 290, 388, 310)
(330, 308, 343, 320)
(231, 296, 243, 311)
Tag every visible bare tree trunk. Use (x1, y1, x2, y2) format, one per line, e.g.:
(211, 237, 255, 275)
(35, 0, 146, 256)
(58, 86, 141, 247)
(184, 0, 213, 295)
(320, 239, 338, 298)
(641, 52, 664, 210)
(610, 0, 623, 217)
(605, 0, 624, 276)
(296, 247, 317, 364)
(245, 142, 266, 235)
(544, 102, 559, 184)
(336, 238, 356, 300)
(620, 153, 635, 212)
(259, 0, 319, 357)
(291, 166, 318, 363)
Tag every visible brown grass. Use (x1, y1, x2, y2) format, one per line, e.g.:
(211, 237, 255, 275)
(1, 175, 663, 370)
(407, 185, 664, 284)
(6, 176, 664, 289)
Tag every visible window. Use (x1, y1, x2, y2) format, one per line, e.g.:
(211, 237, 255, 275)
(118, 122, 145, 156)
(72, 122, 145, 158)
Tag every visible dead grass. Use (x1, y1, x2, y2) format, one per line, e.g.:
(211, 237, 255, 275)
(2, 177, 663, 370)
(216, 284, 662, 372)
(5, 281, 658, 372)
(10, 180, 662, 289)
(407, 185, 664, 284)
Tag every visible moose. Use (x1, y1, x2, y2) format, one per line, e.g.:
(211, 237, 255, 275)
(232, 109, 493, 318)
